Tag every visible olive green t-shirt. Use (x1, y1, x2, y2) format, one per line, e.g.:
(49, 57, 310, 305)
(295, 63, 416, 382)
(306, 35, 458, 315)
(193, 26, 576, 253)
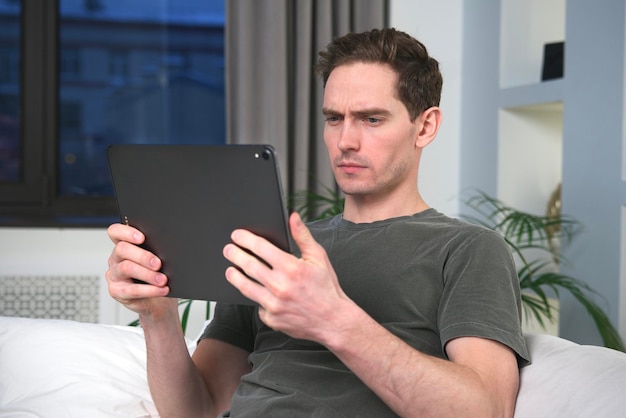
(201, 209, 530, 417)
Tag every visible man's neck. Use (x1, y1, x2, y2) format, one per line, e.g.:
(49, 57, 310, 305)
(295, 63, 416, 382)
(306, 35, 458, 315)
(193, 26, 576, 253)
(342, 193, 430, 224)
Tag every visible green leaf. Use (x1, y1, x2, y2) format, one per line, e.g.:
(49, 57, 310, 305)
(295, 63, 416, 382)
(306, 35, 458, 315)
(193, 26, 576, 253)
(179, 298, 193, 334)
(127, 318, 140, 327)
(290, 182, 344, 221)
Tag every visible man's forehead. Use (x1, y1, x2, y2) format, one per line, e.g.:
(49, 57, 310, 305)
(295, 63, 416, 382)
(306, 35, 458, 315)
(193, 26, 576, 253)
(326, 62, 397, 83)
(322, 64, 401, 112)
(324, 63, 398, 96)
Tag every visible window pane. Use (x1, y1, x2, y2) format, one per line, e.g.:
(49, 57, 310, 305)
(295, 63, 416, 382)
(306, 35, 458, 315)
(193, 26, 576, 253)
(0, 0, 21, 184)
(58, 0, 225, 197)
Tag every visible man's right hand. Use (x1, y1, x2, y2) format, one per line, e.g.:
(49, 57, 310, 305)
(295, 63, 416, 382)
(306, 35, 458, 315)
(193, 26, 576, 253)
(105, 223, 176, 320)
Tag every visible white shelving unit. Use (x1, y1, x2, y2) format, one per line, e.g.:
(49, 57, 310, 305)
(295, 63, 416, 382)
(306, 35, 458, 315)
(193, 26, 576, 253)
(460, 0, 626, 346)
(497, 106, 563, 214)
(497, 0, 565, 215)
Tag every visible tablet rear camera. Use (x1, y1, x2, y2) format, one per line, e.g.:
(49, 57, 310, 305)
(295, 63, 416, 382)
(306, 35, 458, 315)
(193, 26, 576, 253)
(262, 149, 271, 160)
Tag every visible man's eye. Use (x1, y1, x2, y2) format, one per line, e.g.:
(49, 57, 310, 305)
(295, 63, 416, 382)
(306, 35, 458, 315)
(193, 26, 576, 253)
(366, 117, 381, 124)
(325, 116, 341, 123)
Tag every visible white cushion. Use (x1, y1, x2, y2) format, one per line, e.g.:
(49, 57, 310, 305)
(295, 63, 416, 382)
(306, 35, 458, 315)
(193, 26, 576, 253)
(0, 316, 194, 418)
(515, 333, 626, 417)
(3, 317, 626, 417)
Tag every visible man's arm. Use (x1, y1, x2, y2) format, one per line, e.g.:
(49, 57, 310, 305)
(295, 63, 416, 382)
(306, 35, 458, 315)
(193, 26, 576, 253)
(223, 213, 520, 418)
(320, 303, 519, 417)
(106, 223, 250, 417)
(192, 338, 252, 415)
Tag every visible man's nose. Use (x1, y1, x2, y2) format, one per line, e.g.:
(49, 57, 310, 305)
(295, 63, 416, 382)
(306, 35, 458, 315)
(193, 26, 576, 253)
(337, 122, 360, 152)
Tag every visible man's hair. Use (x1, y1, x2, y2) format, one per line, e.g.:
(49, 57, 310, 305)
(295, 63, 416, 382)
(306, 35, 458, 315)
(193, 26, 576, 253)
(315, 28, 442, 121)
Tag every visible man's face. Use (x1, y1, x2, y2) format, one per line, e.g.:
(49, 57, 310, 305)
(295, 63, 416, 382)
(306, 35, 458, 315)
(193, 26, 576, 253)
(322, 62, 422, 200)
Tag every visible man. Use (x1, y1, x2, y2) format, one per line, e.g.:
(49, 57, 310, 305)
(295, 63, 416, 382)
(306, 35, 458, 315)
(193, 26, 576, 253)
(106, 28, 530, 417)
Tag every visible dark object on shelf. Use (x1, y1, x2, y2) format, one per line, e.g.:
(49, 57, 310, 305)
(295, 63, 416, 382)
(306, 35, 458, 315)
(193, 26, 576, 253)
(542, 41, 564, 81)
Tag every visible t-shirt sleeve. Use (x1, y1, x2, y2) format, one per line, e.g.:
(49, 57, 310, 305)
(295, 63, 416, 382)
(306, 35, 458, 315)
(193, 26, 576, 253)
(438, 229, 531, 366)
(199, 303, 257, 353)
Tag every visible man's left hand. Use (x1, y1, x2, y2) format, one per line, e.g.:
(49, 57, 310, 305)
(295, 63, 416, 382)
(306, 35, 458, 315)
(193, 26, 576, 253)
(223, 212, 351, 341)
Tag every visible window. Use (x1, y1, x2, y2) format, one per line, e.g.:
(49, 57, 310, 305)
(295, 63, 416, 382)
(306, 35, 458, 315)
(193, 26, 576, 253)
(0, 47, 19, 84)
(0, 3, 20, 185)
(60, 47, 81, 80)
(0, 0, 225, 227)
(108, 50, 129, 79)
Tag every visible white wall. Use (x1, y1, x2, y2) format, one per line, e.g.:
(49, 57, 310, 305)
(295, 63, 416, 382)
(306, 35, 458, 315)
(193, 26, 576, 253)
(0, 1, 464, 327)
(0, 226, 211, 335)
(390, 0, 463, 217)
(0, 227, 119, 323)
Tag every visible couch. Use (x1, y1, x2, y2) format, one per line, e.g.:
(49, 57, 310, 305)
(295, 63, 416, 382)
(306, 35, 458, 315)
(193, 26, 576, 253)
(1, 315, 626, 417)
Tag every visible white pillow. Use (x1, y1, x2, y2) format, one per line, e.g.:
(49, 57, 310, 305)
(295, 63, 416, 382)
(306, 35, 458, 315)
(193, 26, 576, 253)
(515, 333, 626, 417)
(0, 316, 194, 418)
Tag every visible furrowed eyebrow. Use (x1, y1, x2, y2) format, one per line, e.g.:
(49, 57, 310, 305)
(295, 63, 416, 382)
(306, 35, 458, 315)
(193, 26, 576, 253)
(322, 107, 341, 117)
(351, 108, 391, 119)
(322, 107, 391, 118)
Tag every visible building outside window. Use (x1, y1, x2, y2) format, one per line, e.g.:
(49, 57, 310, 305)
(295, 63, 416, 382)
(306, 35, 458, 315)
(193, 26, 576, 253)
(0, 0, 226, 226)
(108, 50, 129, 80)
(60, 47, 81, 80)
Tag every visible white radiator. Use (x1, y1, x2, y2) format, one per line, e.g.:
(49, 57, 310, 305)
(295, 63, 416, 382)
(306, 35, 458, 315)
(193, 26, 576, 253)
(0, 275, 99, 323)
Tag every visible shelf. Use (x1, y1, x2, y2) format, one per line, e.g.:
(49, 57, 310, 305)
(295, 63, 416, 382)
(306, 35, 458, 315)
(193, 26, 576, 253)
(499, 79, 563, 110)
(497, 105, 562, 214)
(500, 0, 565, 89)
(498, 0, 565, 213)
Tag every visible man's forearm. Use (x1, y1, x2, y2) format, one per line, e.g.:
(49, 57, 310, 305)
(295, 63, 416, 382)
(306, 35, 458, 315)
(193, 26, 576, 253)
(141, 313, 214, 418)
(321, 304, 518, 418)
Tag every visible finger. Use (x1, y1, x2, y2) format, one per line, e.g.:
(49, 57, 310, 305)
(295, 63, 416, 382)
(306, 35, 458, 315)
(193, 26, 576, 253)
(107, 223, 145, 245)
(106, 256, 169, 303)
(224, 265, 270, 304)
(288, 212, 324, 260)
(107, 234, 166, 288)
(113, 256, 167, 285)
(108, 274, 170, 301)
(109, 239, 161, 270)
(223, 241, 272, 282)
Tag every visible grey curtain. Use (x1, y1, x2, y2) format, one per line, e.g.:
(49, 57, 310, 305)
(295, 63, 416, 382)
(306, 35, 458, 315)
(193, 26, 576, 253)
(225, 0, 388, 201)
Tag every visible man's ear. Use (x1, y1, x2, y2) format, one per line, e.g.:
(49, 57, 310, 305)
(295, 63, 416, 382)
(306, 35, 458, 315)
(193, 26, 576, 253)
(415, 106, 442, 149)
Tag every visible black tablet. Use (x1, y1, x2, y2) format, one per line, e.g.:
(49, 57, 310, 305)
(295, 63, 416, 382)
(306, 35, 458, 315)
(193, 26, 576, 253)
(107, 144, 292, 305)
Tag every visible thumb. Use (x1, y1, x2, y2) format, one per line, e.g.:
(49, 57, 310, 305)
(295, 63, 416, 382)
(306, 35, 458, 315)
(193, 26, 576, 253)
(289, 212, 319, 259)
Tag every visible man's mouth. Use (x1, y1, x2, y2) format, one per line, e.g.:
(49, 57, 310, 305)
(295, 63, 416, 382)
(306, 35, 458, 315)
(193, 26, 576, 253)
(337, 161, 366, 174)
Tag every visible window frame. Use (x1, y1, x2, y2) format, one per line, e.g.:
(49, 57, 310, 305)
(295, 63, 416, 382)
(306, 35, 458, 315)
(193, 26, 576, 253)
(0, 0, 117, 228)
